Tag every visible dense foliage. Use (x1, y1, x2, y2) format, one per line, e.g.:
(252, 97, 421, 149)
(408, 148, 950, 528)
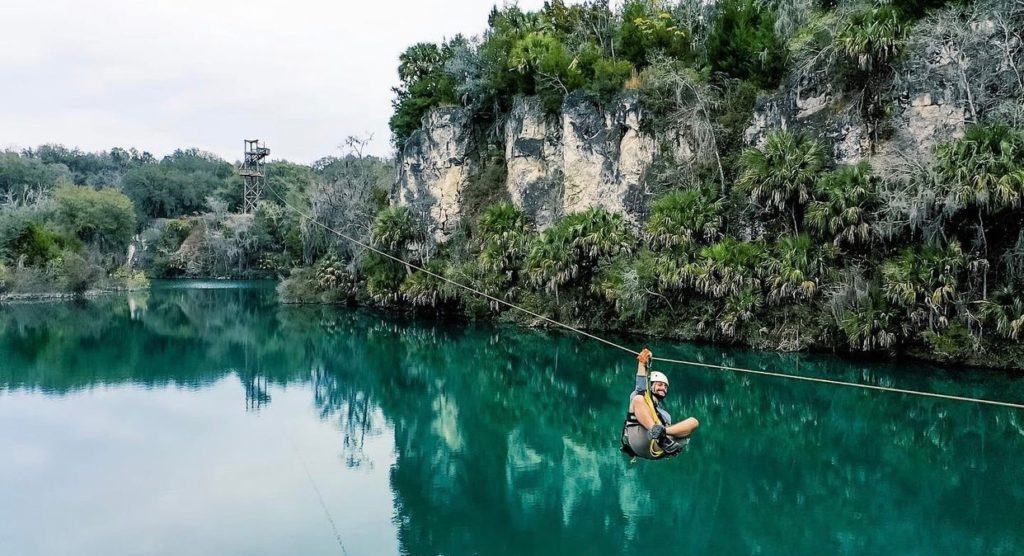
(346, 0, 1024, 369)
(0, 139, 393, 295)
(6, 0, 1022, 370)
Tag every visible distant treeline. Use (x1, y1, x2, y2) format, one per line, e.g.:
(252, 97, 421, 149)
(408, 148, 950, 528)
(0, 140, 394, 294)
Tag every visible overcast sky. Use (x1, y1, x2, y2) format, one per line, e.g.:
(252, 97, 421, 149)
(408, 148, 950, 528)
(0, 0, 559, 163)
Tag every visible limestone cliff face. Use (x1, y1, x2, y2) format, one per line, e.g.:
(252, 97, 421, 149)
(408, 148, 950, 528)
(398, 92, 658, 241)
(744, 38, 970, 168)
(395, 107, 474, 242)
(504, 96, 563, 228)
(397, 39, 976, 242)
(505, 92, 655, 228)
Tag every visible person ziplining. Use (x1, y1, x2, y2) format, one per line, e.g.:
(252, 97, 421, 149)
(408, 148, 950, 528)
(621, 348, 700, 460)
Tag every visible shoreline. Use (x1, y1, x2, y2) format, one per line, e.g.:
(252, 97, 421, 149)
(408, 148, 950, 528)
(6, 279, 1022, 373)
(0, 287, 147, 304)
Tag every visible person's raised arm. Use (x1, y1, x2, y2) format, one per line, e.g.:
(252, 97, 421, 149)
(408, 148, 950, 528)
(637, 348, 652, 376)
(634, 348, 652, 394)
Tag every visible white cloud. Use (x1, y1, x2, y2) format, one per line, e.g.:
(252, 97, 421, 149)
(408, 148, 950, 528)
(0, 0, 555, 163)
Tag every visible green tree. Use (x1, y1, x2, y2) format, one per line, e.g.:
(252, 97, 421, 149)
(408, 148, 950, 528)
(980, 285, 1024, 341)
(525, 207, 633, 294)
(52, 185, 137, 253)
(616, 1, 691, 68)
(935, 124, 1024, 250)
(0, 152, 72, 205)
(368, 206, 426, 301)
(738, 131, 828, 233)
(477, 202, 532, 282)
(7, 221, 75, 266)
(839, 286, 907, 351)
(833, 4, 908, 74)
(389, 40, 462, 149)
(121, 163, 222, 220)
(765, 233, 835, 303)
(706, 0, 786, 89)
(509, 32, 583, 111)
(881, 242, 966, 331)
(685, 238, 766, 298)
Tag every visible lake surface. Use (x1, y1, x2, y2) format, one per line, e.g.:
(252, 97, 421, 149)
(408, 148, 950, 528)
(1, 281, 1023, 556)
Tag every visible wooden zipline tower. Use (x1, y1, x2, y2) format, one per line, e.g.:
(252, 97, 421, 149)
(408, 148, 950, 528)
(240, 139, 270, 213)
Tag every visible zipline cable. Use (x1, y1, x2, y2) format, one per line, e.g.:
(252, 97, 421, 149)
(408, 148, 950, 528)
(286, 433, 350, 556)
(263, 183, 1024, 411)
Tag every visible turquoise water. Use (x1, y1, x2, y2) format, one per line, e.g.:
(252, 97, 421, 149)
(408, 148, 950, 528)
(1, 282, 1022, 555)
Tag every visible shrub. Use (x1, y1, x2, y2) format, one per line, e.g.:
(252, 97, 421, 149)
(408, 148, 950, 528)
(706, 0, 786, 89)
(51, 250, 103, 294)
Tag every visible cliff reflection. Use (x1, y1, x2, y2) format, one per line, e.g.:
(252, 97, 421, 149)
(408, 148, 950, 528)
(1, 283, 1022, 555)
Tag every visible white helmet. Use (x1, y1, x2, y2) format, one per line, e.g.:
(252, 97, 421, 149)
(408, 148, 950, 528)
(650, 371, 669, 386)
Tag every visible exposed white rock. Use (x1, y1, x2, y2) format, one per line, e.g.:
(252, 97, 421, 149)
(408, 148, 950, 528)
(504, 91, 656, 230)
(395, 107, 473, 242)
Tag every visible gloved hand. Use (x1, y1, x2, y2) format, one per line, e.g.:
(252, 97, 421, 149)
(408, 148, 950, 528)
(647, 424, 666, 440)
(637, 348, 653, 366)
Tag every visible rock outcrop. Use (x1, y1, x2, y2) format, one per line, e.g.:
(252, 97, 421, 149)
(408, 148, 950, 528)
(505, 91, 655, 228)
(395, 107, 475, 242)
(745, 35, 972, 169)
(398, 30, 984, 243)
(744, 74, 871, 165)
(398, 92, 658, 241)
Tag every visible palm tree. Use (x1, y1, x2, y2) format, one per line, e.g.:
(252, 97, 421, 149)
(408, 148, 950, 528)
(524, 207, 634, 294)
(806, 162, 879, 249)
(881, 241, 966, 330)
(366, 206, 426, 301)
(719, 286, 762, 338)
(833, 4, 908, 73)
(400, 258, 460, 308)
(935, 124, 1024, 298)
(685, 238, 766, 298)
(476, 202, 532, 280)
(592, 251, 661, 321)
(738, 130, 828, 234)
(371, 206, 425, 259)
(525, 225, 574, 294)
(765, 234, 836, 304)
(979, 285, 1024, 340)
(839, 287, 906, 351)
(645, 186, 725, 250)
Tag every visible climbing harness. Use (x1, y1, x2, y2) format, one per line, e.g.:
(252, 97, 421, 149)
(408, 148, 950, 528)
(263, 183, 1024, 411)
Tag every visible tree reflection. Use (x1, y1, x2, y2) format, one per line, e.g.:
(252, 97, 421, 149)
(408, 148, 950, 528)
(1, 285, 1022, 555)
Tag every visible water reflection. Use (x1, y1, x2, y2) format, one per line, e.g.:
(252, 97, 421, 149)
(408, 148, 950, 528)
(1, 283, 1023, 555)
